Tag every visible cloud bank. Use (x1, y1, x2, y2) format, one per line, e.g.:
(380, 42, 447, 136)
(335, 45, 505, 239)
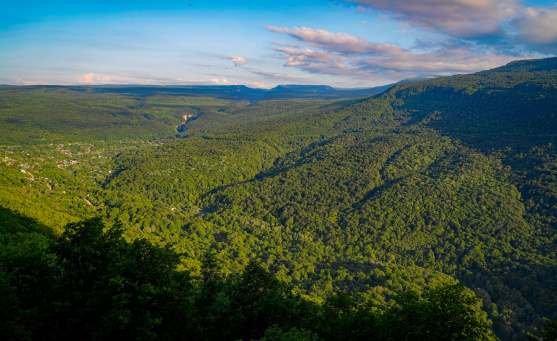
(345, 0, 521, 38)
(345, 0, 557, 52)
(267, 26, 521, 81)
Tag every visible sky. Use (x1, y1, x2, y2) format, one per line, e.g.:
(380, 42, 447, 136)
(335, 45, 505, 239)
(1, 0, 556, 88)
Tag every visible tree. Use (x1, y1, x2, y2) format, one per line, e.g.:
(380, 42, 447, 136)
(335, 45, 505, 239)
(48, 217, 195, 340)
(543, 321, 557, 341)
(259, 325, 322, 341)
(380, 283, 498, 341)
(196, 252, 224, 340)
(319, 293, 378, 341)
(220, 259, 317, 341)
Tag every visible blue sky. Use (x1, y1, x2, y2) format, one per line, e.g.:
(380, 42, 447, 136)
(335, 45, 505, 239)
(1, 0, 556, 88)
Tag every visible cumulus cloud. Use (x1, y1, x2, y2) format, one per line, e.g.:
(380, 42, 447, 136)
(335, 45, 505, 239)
(344, 0, 557, 54)
(210, 78, 238, 85)
(247, 81, 269, 89)
(344, 0, 521, 38)
(217, 55, 247, 66)
(513, 7, 557, 51)
(74, 73, 113, 84)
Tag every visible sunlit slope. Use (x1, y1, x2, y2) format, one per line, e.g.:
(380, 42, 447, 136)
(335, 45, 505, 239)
(0, 86, 239, 143)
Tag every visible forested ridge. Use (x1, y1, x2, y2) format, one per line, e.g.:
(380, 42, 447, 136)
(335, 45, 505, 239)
(1, 57, 557, 340)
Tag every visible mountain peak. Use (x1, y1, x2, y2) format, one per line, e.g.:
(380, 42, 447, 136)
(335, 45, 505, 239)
(486, 57, 557, 73)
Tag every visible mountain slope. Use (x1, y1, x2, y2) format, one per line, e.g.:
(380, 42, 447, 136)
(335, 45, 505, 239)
(189, 57, 557, 339)
(2, 58, 557, 340)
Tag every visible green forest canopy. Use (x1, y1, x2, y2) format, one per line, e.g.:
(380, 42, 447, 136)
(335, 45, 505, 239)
(1, 57, 557, 340)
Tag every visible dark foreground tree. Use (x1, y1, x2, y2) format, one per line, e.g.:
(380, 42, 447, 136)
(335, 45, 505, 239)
(211, 259, 318, 341)
(1, 215, 503, 341)
(379, 282, 498, 341)
(543, 321, 557, 341)
(47, 217, 196, 340)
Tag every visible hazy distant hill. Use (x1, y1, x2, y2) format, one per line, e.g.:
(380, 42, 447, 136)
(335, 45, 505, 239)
(0, 79, 422, 102)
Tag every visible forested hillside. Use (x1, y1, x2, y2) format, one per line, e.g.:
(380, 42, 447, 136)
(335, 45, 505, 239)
(0, 212, 501, 340)
(1, 57, 557, 340)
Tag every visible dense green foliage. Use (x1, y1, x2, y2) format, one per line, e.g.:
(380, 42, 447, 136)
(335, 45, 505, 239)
(2, 57, 557, 339)
(0, 215, 498, 340)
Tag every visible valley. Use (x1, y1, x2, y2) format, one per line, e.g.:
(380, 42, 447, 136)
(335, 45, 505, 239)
(1, 58, 557, 340)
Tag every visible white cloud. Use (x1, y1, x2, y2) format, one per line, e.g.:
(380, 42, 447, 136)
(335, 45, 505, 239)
(514, 7, 557, 50)
(74, 73, 112, 84)
(344, 0, 557, 54)
(344, 0, 521, 38)
(266, 26, 403, 55)
(217, 55, 247, 66)
(247, 81, 269, 89)
(273, 47, 345, 66)
(268, 26, 525, 81)
(231, 56, 247, 66)
(210, 78, 238, 85)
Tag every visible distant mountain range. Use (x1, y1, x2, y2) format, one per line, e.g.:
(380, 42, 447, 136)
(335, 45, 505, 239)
(2, 76, 442, 101)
